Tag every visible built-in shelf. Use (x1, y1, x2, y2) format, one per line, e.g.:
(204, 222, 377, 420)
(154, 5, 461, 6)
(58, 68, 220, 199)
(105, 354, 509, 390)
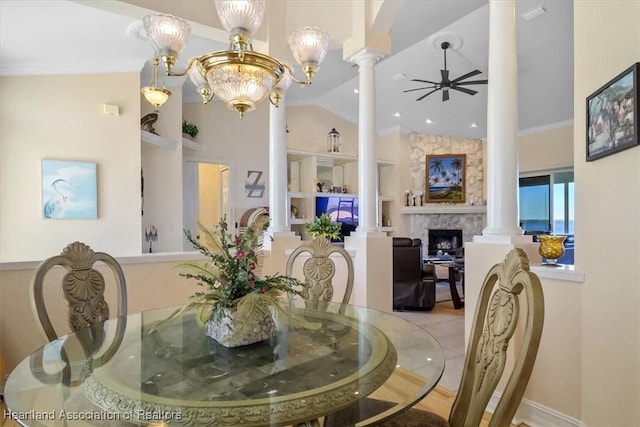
(401, 205, 486, 214)
(141, 129, 176, 149)
(182, 136, 201, 151)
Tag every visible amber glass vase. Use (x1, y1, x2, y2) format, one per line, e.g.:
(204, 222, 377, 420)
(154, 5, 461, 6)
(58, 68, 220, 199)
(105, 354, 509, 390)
(538, 235, 567, 265)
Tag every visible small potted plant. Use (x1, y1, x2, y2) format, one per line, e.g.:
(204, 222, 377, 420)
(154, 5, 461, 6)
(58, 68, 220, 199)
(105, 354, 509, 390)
(305, 213, 342, 241)
(182, 120, 199, 139)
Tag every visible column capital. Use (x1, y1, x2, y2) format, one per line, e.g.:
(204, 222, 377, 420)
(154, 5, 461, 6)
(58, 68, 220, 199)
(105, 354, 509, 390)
(346, 48, 386, 66)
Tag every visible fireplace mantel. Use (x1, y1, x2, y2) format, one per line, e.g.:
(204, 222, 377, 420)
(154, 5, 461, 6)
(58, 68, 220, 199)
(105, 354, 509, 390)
(401, 206, 486, 215)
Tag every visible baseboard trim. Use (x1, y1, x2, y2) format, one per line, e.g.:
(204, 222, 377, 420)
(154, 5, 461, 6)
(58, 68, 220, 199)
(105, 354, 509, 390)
(487, 392, 581, 427)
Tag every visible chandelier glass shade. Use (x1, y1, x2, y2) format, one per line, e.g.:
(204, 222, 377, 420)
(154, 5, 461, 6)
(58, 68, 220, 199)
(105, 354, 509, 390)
(141, 56, 171, 110)
(142, 0, 329, 117)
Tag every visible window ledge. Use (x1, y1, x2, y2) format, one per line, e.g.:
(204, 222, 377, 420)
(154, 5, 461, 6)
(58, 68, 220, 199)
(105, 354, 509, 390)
(531, 264, 584, 282)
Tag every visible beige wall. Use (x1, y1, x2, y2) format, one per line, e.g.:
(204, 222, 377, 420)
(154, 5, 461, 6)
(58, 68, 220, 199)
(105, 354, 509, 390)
(182, 101, 271, 222)
(574, 2, 640, 425)
(141, 85, 184, 253)
(286, 105, 361, 157)
(0, 258, 203, 374)
(0, 74, 142, 262)
(520, 125, 574, 173)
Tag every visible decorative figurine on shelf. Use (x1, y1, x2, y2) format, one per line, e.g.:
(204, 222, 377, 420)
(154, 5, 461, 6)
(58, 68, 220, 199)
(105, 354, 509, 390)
(342, 185, 348, 194)
(405, 190, 411, 207)
(145, 225, 158, 253)
(419, 194, 424, 206)
(412, 195, 417, 206)
(327, 128, 341, 153)
(317, 182, 325, 193)
(141, 113, 159, 135)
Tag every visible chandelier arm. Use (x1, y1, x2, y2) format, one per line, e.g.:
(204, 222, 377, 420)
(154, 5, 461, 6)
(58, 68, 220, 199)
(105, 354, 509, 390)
(164, 56, 199, 78)
(283, 64, 311, 85)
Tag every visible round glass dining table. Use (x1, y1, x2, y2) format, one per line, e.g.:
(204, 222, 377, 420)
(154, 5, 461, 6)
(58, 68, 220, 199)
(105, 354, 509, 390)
(5, 300, 444, 427)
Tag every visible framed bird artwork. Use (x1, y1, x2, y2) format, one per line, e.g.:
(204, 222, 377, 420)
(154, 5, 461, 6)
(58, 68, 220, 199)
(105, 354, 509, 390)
(42, 159, 97, 219)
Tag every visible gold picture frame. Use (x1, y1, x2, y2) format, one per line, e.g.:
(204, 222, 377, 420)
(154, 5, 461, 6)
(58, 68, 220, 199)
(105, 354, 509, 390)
(425, 154, 466, 203)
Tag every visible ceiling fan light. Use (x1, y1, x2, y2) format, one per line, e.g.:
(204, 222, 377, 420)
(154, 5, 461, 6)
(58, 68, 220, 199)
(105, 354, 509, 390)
(214, 0, 265, 38)
(143, 14, 190, 61)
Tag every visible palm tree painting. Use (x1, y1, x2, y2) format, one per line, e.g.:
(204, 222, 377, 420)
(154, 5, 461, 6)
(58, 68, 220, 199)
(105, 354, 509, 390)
(42, 160, 97, 219)
(425, 154, 466, 203)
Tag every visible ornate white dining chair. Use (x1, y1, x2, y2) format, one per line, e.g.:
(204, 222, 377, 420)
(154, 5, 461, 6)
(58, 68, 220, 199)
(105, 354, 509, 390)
(286, 237, 354, 314)
(327, 248, 544, 427)
(31, 241, 128, 342)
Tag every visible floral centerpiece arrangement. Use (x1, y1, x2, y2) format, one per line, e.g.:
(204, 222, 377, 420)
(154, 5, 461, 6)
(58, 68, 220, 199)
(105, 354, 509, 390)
(305, 213, 342, 240)
(158, 218, 304, 347)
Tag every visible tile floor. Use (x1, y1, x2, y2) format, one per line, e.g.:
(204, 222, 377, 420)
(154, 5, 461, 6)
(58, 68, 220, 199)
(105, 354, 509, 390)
(392, 301, 465, 391)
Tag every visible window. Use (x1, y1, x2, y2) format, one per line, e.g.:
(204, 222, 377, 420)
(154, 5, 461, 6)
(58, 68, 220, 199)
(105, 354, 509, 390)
(519, 170, 574, 264)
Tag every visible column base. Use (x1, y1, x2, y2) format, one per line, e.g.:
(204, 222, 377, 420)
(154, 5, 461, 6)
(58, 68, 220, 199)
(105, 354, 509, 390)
(344, 234, 392, 312)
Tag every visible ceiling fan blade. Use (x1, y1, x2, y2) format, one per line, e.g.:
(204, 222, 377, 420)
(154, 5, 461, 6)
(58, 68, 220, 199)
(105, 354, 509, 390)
(411, 78, 439, 85)
(451, 86, 478, 96)
(442, 89, 450, 101)
(440, 69, 449, 83)
(416, 88, 439, 101)
(403, 86, 437, 93)
(456, 79, 488, 86)
(451, 69, 482, 84)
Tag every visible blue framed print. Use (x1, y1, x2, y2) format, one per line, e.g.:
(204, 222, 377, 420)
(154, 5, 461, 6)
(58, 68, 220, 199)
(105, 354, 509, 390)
(42, 159, 97, 219)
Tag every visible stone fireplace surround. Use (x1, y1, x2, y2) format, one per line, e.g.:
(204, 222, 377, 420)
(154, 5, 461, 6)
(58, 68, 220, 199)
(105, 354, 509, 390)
(405, 133, 485, 254)
(407, 210, 485, 255)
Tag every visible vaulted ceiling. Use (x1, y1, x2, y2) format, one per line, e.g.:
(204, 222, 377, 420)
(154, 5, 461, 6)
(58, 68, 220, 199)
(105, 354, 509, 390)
(0, 0, 573, 139)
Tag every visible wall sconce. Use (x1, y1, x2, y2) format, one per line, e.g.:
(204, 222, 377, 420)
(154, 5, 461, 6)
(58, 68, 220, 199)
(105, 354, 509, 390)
(327, 128, 341, 153)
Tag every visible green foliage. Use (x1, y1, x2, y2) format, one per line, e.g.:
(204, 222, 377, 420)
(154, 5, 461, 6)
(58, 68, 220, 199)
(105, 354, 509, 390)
(182, 120, 199, 138)
(305, 213, 342, 240)
(177, 218, 304, 322)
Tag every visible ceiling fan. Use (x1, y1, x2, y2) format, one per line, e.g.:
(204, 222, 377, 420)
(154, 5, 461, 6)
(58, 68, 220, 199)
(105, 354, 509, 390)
(404, 41, 488, 102)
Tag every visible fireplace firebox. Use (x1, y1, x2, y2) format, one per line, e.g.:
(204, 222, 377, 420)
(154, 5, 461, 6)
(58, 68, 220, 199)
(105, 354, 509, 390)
(428, 229, 463, 255)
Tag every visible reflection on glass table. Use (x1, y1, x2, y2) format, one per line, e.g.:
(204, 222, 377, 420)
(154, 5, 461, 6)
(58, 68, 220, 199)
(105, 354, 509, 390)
(5, 300, 444, 427)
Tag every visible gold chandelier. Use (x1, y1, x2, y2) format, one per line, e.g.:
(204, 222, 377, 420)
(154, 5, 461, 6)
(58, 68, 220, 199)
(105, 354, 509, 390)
(141, 56, 171, 110)
(142, 0, 329, 118)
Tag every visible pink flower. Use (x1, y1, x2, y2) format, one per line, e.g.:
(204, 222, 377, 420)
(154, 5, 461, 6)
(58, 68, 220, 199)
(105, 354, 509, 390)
(260, 286, 268, 293)
(236, 250, 245, 259)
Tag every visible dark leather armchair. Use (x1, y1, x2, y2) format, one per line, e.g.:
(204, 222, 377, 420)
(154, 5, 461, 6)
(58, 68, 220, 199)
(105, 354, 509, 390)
(392, 237, 435, 311)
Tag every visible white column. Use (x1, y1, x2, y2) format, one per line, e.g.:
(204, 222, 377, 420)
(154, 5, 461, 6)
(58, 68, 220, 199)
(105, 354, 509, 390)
(352, 49, 381, 234)
(481, 0, 523, 238)
(267, 96, 289, 235)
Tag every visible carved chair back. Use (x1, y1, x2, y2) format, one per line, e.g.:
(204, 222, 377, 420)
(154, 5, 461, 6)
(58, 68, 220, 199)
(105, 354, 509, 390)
(286, 237, 354, 314)
(31, 241, 128, 342)
(449, 248, 544, 426)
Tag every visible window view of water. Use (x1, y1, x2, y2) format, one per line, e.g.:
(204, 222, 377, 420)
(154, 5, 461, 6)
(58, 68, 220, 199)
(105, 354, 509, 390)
(519, 171, 575, 265)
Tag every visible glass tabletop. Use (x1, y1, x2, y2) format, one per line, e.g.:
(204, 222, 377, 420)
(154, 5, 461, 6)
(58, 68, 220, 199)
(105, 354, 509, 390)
(5, 300, 444, 427)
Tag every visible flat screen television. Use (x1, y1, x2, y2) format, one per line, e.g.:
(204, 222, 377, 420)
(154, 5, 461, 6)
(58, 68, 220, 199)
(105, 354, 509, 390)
(315, 196, 359, 239)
